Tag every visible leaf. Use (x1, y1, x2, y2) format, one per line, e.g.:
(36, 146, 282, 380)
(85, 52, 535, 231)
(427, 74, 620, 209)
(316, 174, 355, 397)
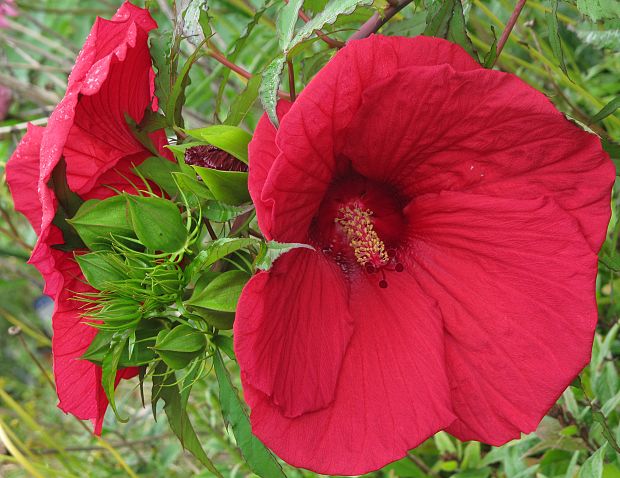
(423, 0, 455, 37)
(212, 335, 235, 360)
(166, 41, 205, 128)
(546, 0, 568, 76)
(171, 171, 215, 201)
(255, 241, 314, 270)
(125, 195, 188, 253)
(197, 309, 235, 330)
(576, 0, 620, 22)
(278, 0, 304, 49)
(483, 26, 498, 68)
(83, 327, 157, 367)
(68, 196, 134, 251)
(446, 0, 478, 61)
(75, 252, 127, 291)
(155, 325, 207, 353)
(192, 167, 250, 205)
(187, 270, 250, 312)
(259, 56, 286, 127)
(225, 74, 262, 126)
(135, 157, 182, 198)
(101, 330, 131, 422)
(152, 363, 223, 477)
(213, 350, 287, 478)
(150, 30, 173, 113)
(590, 96, 620, 124)
(599, 253, 620, 271)
(48, 158, 85, 251)
(289, 0, 373, 48)
(592, 411, 620, 453)
(182, 0, 209, 41)
(578, 445, 606, 478)
(184, 238, 257, 282)
(185, 125, 252, 163)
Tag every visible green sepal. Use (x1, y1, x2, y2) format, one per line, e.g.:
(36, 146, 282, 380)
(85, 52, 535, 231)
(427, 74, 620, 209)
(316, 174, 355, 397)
(82, 326, 157, 367)
(68, 196, 135, 251)
(125, 195, 188, 253)
(154, 324, 207, 353)
(186, 270, 250, 312)
(75, 252, 127, 291)
(101, 329, 132, 423)
(203, 201, 252, 222)
(135, 157, 182, 198)
(171, 171, 215, 201)
(192, 166, 250, 205)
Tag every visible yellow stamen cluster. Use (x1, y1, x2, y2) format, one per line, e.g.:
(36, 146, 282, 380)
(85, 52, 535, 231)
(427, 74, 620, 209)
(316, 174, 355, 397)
(335, 205, 389, 267)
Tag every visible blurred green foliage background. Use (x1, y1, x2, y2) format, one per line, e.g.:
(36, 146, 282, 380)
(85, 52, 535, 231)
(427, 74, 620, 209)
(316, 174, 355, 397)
(0, 0, 619, 476)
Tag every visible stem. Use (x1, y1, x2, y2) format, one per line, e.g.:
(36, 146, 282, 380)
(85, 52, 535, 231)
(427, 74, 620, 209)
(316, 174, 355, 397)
(287, 59, 296, 101)
(348, 0, 415, 42)
(493, 0, 527, 66)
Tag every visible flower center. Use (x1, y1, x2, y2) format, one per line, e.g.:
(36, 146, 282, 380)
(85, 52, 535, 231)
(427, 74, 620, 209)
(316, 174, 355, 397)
(335, 204, 389, 270)
(312, 174, 407, 288)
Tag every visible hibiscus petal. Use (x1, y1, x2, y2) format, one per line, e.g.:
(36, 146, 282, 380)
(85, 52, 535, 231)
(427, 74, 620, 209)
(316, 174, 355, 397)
(341, 65, 614, 252)
(5, 123, 44, 233)
(405, 190, 598, 445)
(235, 248, 354, 417)
(257, 36, 479, 242)
(248, 101, 292, 240)
(239, 268, 454, 475)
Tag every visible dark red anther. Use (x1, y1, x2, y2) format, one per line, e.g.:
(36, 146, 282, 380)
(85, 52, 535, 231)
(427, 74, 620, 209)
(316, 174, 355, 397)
(365, 264, 376, 274)
(379, 280, 388, 288)
(395, 263, 404, 272)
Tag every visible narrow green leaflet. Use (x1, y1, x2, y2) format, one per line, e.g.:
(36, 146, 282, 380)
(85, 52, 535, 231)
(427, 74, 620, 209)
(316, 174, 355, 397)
(576, 0, 620, 22)
(101, 330, 131, 422)
(546, 0, 568, 76)
(187, 270, 250, 312)
(590, 96, 620, 124)
(152, 364, 223, 477)
(185, 125, 252, 163)
(150, 31, 173, 111)
(483, 26, 498, 68)
(446, 0, 477, 61)
(255, 241, 314, 270)
(166, 41, 205, 128)
(225, 74, 262, 126)
(423, 0, 454, 37)
(578, 445, 605, 478)
(184, 237, 257, 282)
(278, 0, 304, 49)
(259, 56, 286, 127)
(213, 350, 287, 478)
(125, 195, 188, 253)
(289, 0, 373, 48)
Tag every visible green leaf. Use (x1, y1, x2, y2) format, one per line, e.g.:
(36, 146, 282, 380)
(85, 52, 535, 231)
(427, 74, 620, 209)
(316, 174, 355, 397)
(423, 0, 455, 37)
(68, 196, 134, 251)
(171, 171, 215, 201)
(213, 350, 287, 478)
(599, 253, 620, 271)
(155, 325, 207, 353)
(187, 270, 250, 312)
(192, 167, 250, 205)
(483, 26, 498, 68)
(578, 445, 606, 478)
(225, 74, 262, 126)
(182, 0, 209, 40)
(166, 42, 205, 128)
(152, 363, 223, 476)
(125, 195, 188, 253)
(278, 0, 304, 49)
(546, 0, 568, 76)
(150, 30, 173, 114)
(83, 327, 157, 367)
(101, 330, 131, 422)
(590, 96, 620, 124)
(184, 238, 257, 282)
(576, 0, 620, 22)
(48, 158, 86, 251)
(185, 125, 252, 163)
(446, 0, 478, 60)
(213, 335, 235, 360)
(196, 309, 235, 330)
(259, 56, 286, 127)
(75, 252, 127, 291)
(135, 157, 182, 198)
(255, 241, 314, 270)
(289, 0, 373, 48)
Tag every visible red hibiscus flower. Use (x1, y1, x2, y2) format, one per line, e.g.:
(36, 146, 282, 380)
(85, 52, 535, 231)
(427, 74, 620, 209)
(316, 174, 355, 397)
(235, 35, 615, 474)
(6, 2, 169, 434)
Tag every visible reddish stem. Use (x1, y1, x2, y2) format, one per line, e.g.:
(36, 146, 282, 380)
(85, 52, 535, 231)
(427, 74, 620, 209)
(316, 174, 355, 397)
(207, 49, 291, 101)
(287, 59, 296, 101)
(348, 0, 415, 42)
(494, 0, 527, 66)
